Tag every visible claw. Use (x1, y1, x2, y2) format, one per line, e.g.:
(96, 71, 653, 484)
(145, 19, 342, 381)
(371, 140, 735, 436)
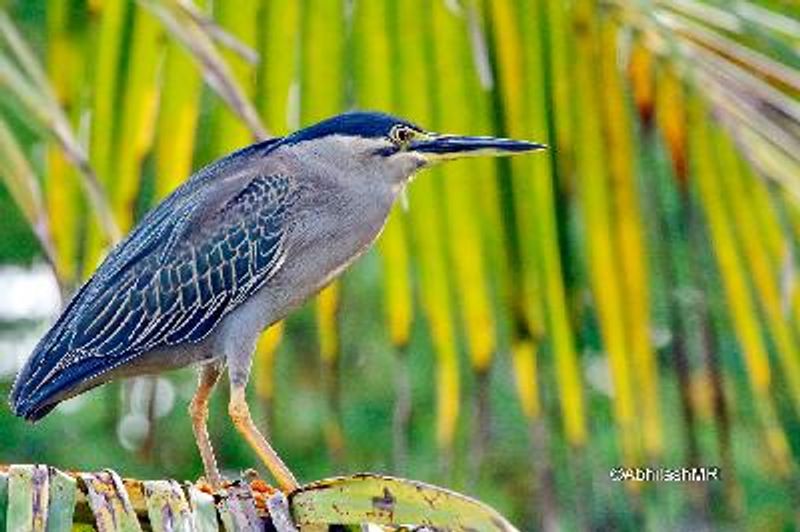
(250, 478, 278, 496)
(194, 477, 215, 495)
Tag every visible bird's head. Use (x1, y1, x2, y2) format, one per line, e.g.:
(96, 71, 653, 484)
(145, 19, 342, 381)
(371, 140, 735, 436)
(283, 111, 546, 190)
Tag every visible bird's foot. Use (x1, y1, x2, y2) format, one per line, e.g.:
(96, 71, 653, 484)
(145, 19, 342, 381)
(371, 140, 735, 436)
(194, 470, 300, 531)
(249, 477, 279, 497)
(243, 467, 279, 496)
(194, 475, 226, 495)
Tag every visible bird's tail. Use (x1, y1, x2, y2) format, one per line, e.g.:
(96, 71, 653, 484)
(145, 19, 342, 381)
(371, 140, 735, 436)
(9, 320, 73, 421)
(11, 349, 111, 422)
(9, 288, 91, 422)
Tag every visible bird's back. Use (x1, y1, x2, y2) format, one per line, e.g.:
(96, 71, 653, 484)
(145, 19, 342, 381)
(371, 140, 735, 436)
(10, 137, 295, 420)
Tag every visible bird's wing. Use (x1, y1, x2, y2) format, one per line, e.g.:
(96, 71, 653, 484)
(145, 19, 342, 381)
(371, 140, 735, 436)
(73, 172, 297, 353)
(11, 169, 299, 418)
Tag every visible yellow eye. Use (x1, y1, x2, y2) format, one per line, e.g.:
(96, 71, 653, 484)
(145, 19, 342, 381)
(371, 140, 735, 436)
(390, 125, 416, 146)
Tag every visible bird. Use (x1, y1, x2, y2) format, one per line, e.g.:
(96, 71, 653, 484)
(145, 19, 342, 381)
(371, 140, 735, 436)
(9, 111, 545, 492)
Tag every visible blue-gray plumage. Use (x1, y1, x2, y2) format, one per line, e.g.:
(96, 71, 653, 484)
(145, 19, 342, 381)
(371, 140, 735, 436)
(9, 111, 544, 491)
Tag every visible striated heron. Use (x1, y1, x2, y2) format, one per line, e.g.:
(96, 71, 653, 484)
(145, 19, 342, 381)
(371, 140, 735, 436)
(9, 112, 545, 492)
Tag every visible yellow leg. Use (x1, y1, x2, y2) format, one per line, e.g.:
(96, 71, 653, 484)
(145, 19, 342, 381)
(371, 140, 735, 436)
(228, 386, 299, 491)
(189, 363, 223, 489)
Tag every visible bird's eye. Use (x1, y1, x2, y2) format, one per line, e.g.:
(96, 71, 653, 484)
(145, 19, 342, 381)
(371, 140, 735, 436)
(390, 125, 416, 147)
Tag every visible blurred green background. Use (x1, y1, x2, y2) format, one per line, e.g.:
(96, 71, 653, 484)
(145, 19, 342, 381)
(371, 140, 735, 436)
(0, 0, 799, 529)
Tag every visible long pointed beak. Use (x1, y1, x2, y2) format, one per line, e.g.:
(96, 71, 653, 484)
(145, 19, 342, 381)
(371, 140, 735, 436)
(410, 134, 547, 162)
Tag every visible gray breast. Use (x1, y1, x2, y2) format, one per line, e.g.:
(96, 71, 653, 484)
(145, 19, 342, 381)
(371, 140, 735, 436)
(211, 170, 396, 359)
